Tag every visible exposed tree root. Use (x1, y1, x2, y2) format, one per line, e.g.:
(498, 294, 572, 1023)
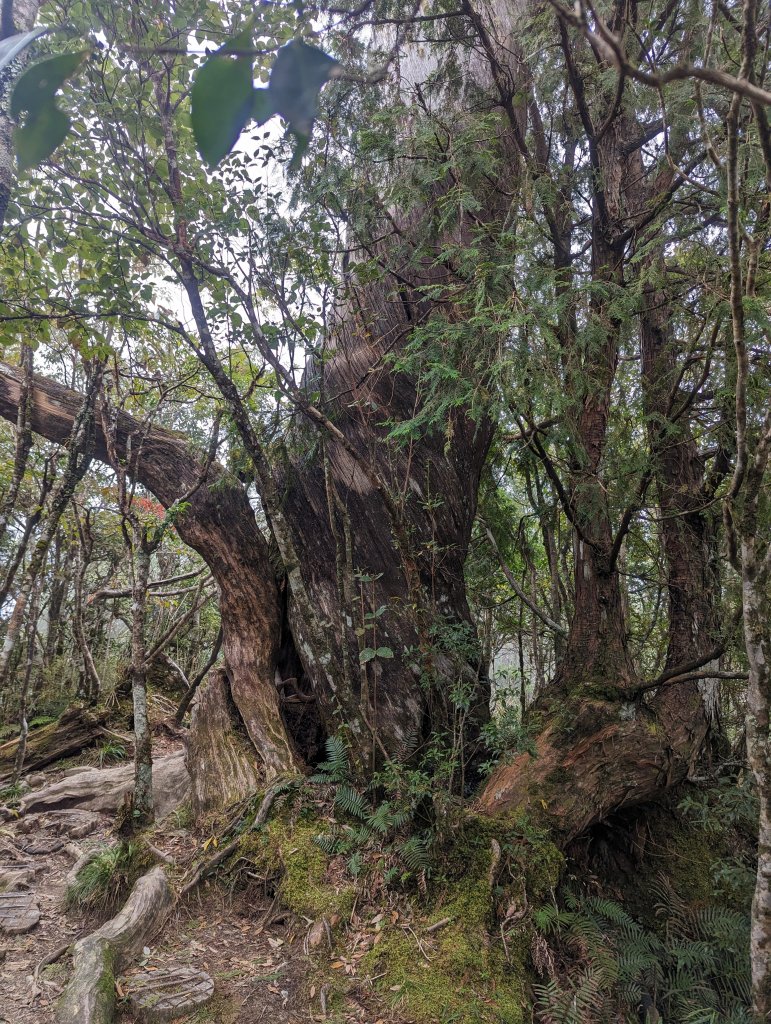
(20, 751, 189, 818)
(56, 865, 172, 1024)
(179, 780, 287, 897)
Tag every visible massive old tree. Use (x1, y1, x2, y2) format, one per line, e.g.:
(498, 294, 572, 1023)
(0, 0, 769, 1007)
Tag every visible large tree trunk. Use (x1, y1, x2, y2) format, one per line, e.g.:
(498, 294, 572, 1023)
(0, 360, 298, 776)
(276, 290, 494, 777)
(186, 668, 262, 819)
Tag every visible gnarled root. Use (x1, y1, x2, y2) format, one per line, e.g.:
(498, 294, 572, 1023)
(56, 865, 171, 1024)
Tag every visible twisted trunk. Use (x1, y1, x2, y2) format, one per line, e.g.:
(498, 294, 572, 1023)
(0, 360, 297, 776)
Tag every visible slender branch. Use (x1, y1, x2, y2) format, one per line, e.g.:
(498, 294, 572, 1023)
(484, 526, 566, 636)
(546, 0, 771, 105)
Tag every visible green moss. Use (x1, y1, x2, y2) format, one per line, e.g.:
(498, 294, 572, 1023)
(185, 992, 240, 1024)
(621, 803, 751, 930)
(361, 811, 563, 1023)
(235, 809, 355, 919)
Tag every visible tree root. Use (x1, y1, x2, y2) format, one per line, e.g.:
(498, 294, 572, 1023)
(34, 939, 77, 984)
(55, 865, 172, 1024)
(179, 780, 287, 898)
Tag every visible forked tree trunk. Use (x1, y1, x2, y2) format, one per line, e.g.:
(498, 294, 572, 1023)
(640, 263, 722, 760)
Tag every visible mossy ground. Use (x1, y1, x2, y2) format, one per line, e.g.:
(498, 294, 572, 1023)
(359, 812, 563, 1024)
(228, 793, 563, 1022)
(182, 992, 240, 1024)
(234, 800, 356, 919)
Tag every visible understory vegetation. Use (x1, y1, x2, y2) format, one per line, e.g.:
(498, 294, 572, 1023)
(0, 0, 769, 1020)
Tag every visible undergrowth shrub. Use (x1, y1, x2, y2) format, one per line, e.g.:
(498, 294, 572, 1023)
(92, 740, 127, 767)
(63, 840, 151, 917)
(534, 879, 750, 1023)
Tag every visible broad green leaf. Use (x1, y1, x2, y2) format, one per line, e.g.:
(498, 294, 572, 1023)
(0, 26, 49, 72)
(11, 50, 90, 118)
(359, 648, 376, 663)
(191, 25, 255, 167)
(375, 647, 394, 659)
(268, 40, 340, 136)
(15, 104, 69, 170)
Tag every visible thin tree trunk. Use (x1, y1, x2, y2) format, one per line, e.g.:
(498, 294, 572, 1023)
(129, 537, 153, 826)
(72, 512, 102, 703)
(0, 343, 33, 545)
(0, 366, 101, 687)
(11, 568, 43, 782)
(743, 533, 771, 1018)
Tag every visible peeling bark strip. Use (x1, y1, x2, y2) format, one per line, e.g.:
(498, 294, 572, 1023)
(56, 866, 172, 1024)
(0, 360, 299, 777)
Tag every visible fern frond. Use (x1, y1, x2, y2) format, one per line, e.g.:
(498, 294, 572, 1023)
(334, 784, 368, 819)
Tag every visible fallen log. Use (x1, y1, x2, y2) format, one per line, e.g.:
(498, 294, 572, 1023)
(0, 707, 109, 782)
(20, 751, 190, 819)
(56, 865, 172, 1024)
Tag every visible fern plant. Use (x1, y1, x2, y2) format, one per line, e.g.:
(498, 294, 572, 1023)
(534, 882, 751, 1024)
(309, 735, 430, 881)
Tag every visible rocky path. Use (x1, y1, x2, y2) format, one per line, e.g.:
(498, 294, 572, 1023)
(0, 810, 111, 1023)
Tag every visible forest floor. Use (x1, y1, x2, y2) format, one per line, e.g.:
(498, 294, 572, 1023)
(0, 738, 399, 1024)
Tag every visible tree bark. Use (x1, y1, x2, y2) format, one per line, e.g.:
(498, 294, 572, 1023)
(639, 261, 721, 763)
(0, 359, 299, 778)
(185, 667, 262, 819)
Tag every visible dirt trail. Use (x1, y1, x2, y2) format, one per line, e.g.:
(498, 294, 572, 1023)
(0, 754, 383, 1024)
(0, 815, 111, 1023)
